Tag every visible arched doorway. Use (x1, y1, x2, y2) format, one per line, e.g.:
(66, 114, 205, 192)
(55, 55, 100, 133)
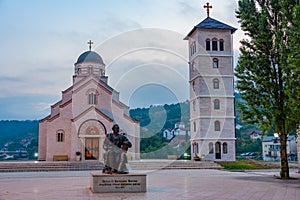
(78, 119, 107, 161)
(215, 142, 221, 159)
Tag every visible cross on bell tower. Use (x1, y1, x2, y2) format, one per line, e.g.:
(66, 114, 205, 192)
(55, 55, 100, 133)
(87, 40, 93, 51)
(204, 2, 212, 18)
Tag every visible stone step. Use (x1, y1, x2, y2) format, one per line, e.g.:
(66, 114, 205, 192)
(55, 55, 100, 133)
(0, 161, 103, 172)
(128, 160, 223, 170)
(0, 160, 222, 172)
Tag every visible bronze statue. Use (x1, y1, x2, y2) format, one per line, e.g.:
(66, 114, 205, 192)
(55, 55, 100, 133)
(102, 124, 132, 174)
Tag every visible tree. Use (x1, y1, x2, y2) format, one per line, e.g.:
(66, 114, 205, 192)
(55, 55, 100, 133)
(235, 0, 300, 179)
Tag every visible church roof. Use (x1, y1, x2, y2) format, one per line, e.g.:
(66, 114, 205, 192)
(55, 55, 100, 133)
(76, 51, 104, 64)
(96, 108, 114, 121)
(185, 17, 237, 39)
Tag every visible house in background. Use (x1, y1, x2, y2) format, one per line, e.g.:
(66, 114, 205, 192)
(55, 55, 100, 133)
(163, 122, 190, 141)
(250, 130, 262, 142)
(262, 135, 297, 161)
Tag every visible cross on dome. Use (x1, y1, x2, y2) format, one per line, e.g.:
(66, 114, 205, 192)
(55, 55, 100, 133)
(87, 40, 93, 51)
(204, 2, 212, 18)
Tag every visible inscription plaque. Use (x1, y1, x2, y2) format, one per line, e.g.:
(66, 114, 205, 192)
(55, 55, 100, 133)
(90, 173, 147, 193)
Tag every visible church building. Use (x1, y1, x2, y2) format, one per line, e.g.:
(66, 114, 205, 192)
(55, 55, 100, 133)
(185, 3, 236, 161)
(38, 42, 140, 161)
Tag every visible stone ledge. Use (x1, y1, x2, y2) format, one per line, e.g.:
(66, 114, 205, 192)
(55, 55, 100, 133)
(90, 173, 147, 193)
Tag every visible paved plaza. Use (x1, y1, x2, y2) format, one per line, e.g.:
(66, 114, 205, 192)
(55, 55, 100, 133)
(0, 169, 299, 200)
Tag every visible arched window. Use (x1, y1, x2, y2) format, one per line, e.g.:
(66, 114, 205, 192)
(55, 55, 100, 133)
(88, 67, 93, 74)
(193, 122, 196, 132)
(191, 62, 195, 71)
(223, 143, 228, 154)
(219, 39, 224, 51)
(193, 101, 196, 111)
(213, 58, 219, 68)
(206, 39, 210, 51)
(214, 99, 220, 110)
(192, 81, 195, 92)
(193, 42, 196, 54)
(88, 93, 97, 104)
(193, 142, 199, 154)
(209, 142, 214, 154)
(214, 121, 220, 131)
(190, 42, 196, 55)
(57, 130, 64, 142)
(213, 79, 219, 89)
(212, 38, 218, 51)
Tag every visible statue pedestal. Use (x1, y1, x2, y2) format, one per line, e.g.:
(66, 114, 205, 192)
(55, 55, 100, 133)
(90, 173, 147, 193)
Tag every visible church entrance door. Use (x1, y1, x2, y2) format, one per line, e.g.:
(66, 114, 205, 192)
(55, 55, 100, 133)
(215, 142, 221, 159)
(85, 138, 99, 160)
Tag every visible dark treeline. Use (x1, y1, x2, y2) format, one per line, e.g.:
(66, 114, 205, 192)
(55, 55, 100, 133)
(0, 120, 39, 148)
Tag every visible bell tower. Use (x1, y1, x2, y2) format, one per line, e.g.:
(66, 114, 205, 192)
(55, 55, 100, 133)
(184, 3, 237, 161)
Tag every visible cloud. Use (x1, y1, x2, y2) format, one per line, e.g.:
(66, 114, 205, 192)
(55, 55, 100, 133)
(0, 94, 59, 120)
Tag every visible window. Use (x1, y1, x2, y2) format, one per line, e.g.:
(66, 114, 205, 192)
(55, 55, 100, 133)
(206, 39, 210, 51)
(209, 142, 214, 154)
(88, 93, 97, 104)
(219, 39, 224, 51)
(192, 81, 195, 92)
(214, 121, 220, 131)
(193, 122, 196, 132)
(214, 99, 220, 110)
(190, 42, 196, 56)
(88, 67, 93, 74)
(193, 43, 196, 54)
(223, 143, 228, 154)
(213, 58, 219, 68)
(212, 38, 218, 51)
(193, 101, 196, 111)
(57, 130, 64, 142)
(213, 79, 219, 89)
(191, 62, 195, 71)
(193, 142, 199, 154)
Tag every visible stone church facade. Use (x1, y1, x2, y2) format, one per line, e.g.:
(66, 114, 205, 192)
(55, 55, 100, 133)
(185, 6, 236, 161)
(38, 49, 140, 161)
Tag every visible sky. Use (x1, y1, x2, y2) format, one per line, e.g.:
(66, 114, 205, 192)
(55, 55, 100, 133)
(0, 0, 244, 120)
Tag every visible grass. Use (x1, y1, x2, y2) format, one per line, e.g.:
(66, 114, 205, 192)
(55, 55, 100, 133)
(217, 159, 281, 170)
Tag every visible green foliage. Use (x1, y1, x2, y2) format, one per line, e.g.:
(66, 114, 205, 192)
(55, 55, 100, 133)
(218, 160, 280, 170)
(236, 137, 262, 155)
(236, 0, 299, 132)
(130, 101, 190, 130)
(235, 0, 300, 178)
(130, 101, 190, 159)
(0, 120, 38, 148)
(27, 139, 38, 160)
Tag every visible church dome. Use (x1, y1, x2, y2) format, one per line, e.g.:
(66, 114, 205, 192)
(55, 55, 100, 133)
(76, 51, 104, 64)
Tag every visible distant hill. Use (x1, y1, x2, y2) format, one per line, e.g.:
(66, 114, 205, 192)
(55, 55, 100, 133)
(0, 120, 38, 148)
(129, 100, 190, 130)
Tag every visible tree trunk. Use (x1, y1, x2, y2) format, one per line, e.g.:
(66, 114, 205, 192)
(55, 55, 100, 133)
(279, 133, 289, 179)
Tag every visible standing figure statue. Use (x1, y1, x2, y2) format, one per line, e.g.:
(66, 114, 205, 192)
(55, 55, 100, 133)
(102, 124, 132, 174)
